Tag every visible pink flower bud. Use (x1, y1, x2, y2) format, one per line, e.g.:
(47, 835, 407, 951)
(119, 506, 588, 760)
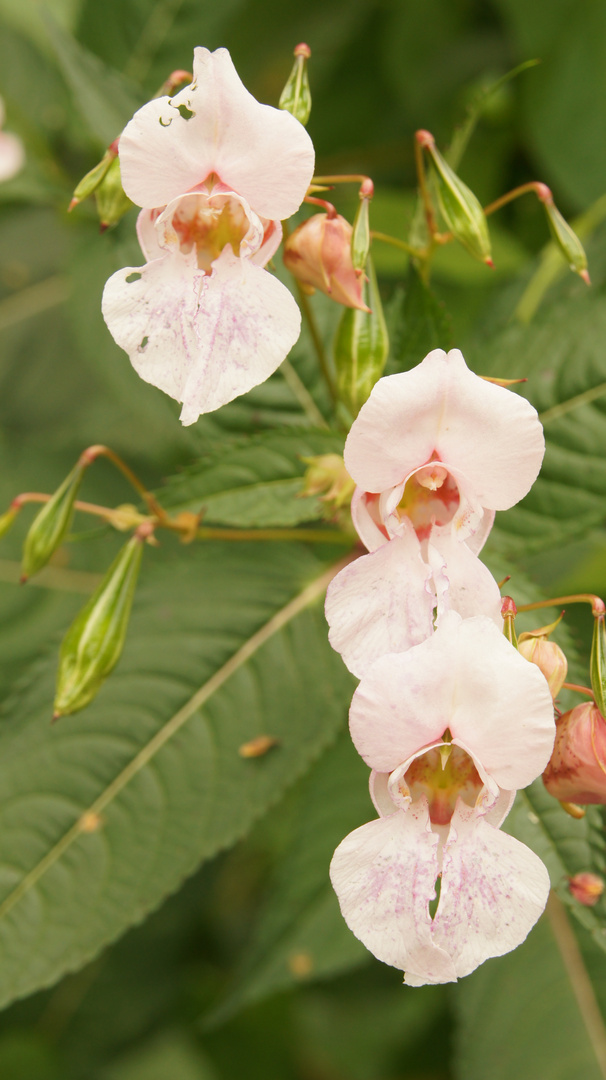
(568, 872, 605, 907)
(283, 213, 370, 311)
(518, 636, 568, 699)
(543, 702, 606, 804)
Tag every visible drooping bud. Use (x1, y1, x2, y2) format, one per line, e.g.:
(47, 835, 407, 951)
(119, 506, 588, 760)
(95, 155, 133, 231)
(535, 183, 590, 284)
(568, 872, 605, 907)
(333, 257, 389, 417)
(543, 702, 606, 805)
(279, 43, 312, 126)
(21, 458, 89, 582)
(501, 596, 518, 648)
(351, 178, 374, 275)
(53, 526, 150, 718)
(590, 608, 606, 717)
(518, 619, 568, 699)
(284, 212, 369, 311)
(300, 453, 356, 509)
(416, 129, 492, 265)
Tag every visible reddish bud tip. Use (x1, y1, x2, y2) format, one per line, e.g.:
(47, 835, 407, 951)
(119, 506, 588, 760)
(485, 257, 495, 269)
(108, 138, 120, 156)
(535, 182, 553, 205)
(51, 711, 61, 724)
(580, 268, 591, 286)
(415, 129, 435, 147)
(68, 197, 79, 213)
(19, 574, 28, 585)
(360, 178, 374, 199)
(593, 598, 606, 617)
(501, 596, 517, 618)
(99, 222, 109, 234)
(294, 43, 311, 58)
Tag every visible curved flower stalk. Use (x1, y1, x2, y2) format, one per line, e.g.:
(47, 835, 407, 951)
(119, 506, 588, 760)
(330, 614, 555, 986)
(102, 47, 315, 424)
(325, 348, 545, 676)
(0, 96, 24, 182)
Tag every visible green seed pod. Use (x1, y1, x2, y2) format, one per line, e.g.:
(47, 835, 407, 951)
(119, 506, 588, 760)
(590, 612, 606, 718)
(351, 179, 373, 273)
(21, 460, 87, 582)
(53, 530, 147, 718)
(95, 155, 133, 231)
(70, 148, 116, 208)
(423, 135, 492, 265)
(334, 257, 389, 417)
(279, 43, 312, 126)
(501, 597, 518, 648)
(543, 198, 590, 283)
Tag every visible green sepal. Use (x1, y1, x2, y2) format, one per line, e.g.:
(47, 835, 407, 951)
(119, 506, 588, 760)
(334, 256, 389, 417)
(351, 190, 371, 272)
(427, 143, 492, 264)
(279, 50, 312, 126)
(590, 613, 606, 717)
(53, 532, 145, 717)
(71, 149, 115, 204)
(21, 460, 87, 581)
(95, 156, 133, 229)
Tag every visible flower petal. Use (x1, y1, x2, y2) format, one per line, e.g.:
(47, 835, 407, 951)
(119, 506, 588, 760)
(432, 802, 550, 979)
(325, 535, 435, 678)
(344, 349, 544, 509)
(330, 803, 457, 984)
(102, 246, 301, 423)
(428, 534, 502, 626)
(119, 47, 315, 221)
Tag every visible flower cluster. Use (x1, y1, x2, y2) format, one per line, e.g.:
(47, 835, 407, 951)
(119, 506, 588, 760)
(102, 48, 314, 425)
(327, 348, 557, 985)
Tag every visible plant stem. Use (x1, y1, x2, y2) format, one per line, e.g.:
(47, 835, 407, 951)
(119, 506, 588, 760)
(312, 174, 371, 186)
(294, 283, 338, 405)
(562, 682, 596, 700)
(517, 594, 605, 617)
(279, 358, 329, 428)
(81, 445, 168, 522)
(483, 181, 548, 218)
(370, 231, 424, 258)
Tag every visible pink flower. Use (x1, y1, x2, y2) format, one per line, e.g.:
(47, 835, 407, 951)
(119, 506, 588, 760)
(0, 97, 24, 182)
(102, 48, 315, 424)
(283, 212, 369, 310)
(325, 349, 545, 676)
(543, 702, 606, 804)
(330, 615, 555, 985)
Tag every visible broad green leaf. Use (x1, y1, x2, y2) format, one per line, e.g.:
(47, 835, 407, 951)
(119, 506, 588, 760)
(206, 733, 371, 1027)
(101, 1030, 218, 1080)
(388, 265, 453, 374)
(0, 541, 354, 1009)
(160, 429, 346, 528)
(454, 908, 606, 1080)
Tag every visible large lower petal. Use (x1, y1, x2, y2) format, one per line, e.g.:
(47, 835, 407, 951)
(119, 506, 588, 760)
(325, 535, 434, 678)
(102, 246, 301, 423)
(431, 802, 550, 979)
(330, 804, 457, 984)
(119, 47, 315, 221)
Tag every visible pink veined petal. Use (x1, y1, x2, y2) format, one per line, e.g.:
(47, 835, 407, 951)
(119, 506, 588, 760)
(432, 801, 550, 979)
(0, 130, 25, 182)
(325, 535, 435, 678)
(344, 349, 544, 509)
(427, 534, 502, 627)
(136, 208, 164, 261)
(119, 47, 315, 221)
(250, 218, 283, 267)
(350, 487, 391, 551)
(330, 802, 457, 984)
(102, 250, 203, 405)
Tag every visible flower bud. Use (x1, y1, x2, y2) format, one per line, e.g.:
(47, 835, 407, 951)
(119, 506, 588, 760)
(518, 636, 568, 699)
(333, 257, 388, 417)
(535, 184, 590, 283)
(21, 460, 88, 582)
(284, 212, 369, 311)
(590, 611, 606, 717)
(543, 702, 606, 805)
(95, 155, 133, 231)
(279, 43, 312, 126)
(53, 527, 148, 718)
(351, 178, 374, 274)
(300, 453, 356, 509)
(501, 596, 518, 648)
(417, 130, 492, 265)
(568, 872, 605, 907)
(69, 147, 116, 210)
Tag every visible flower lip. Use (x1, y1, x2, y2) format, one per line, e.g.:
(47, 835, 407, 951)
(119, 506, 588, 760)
(154, 186, 265, 272)
(386, 736, 499, 824)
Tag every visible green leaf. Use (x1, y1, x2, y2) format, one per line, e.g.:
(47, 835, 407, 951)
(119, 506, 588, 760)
(43, 12, 140, 144)
(206, 733, 371, 1027)
(388, 265, 453, 374)
(160, 429, 346, 528)
(0, 541, 354, 1010)
(454, 910, 606, 1080)
(101, 1030, 218, 1080)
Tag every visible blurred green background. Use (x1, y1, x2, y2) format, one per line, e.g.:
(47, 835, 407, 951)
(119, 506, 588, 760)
(1, 0, 606, 1077)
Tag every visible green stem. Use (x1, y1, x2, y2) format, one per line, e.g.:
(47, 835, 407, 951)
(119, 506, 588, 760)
(517, 594, 605, 617)
(279, 358, 329, 428)
(82, 446, 167, 522)
(370, 230, 424, 258)
(483, 181, 548, 218)
(294, 283, 338, 405)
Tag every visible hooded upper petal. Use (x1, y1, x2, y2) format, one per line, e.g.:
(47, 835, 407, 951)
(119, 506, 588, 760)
(330, 801, 458, 984)
(430, 802, 550, 980)
(349, 616, 555, 787)
(118, 47, 315, 221)
(102, 245, 301, 423)
(344, 349, 544, 510)
(325, 532, 435, 678)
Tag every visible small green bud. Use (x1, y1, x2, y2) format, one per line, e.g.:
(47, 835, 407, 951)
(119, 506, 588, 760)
(418, 130, 492, 265)
(536, 184, 590, 283)
(21, 459, 88, 582)
(590, 605, 606, 718)
(53, 527, 149, 718)
(351, 178, 374, 274)
(279, 43, 312, 126)
(334, 257, 389, 417)
(95, 155, 133, 231)
(70, 148, 116, 210)
(501, 596, 518, 648)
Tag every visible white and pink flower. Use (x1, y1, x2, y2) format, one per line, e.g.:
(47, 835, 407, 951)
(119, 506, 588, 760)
(325, 348, 545, 676)
(330, 614, 555, 985)
(102, 47, 315, 424)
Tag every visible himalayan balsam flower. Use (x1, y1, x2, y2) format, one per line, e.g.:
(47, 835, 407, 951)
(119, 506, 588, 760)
(543, 702, 606, 804)
(0, 96, 24, 182)
(325, 348, 545, 677)
(102, 48, 315, 424)
(330, 615, 555, 986)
